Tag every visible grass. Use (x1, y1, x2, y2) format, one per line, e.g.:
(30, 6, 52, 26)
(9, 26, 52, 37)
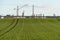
(0, 18, 60, 40)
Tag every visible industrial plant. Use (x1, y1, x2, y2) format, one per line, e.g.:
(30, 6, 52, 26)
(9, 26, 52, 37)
(0, 4, 60, 19)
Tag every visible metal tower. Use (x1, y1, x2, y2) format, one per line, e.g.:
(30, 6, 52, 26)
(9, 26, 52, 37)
(16, 6, 19, 16)
(32, 4, 35, 17)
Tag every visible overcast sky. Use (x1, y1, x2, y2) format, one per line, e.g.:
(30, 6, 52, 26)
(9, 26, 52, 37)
(0, 0, 60, 16)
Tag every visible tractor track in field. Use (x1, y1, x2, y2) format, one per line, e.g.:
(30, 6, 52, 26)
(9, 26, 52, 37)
(0, 19, 19, 38)
(27, 32, 31, 40)
(1, 19, 15, 31)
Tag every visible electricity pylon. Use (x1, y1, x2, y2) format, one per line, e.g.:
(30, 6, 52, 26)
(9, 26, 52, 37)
(17, 6, 19, 16)
(32, 4, 35, 17)
(14, 4, 28, 17)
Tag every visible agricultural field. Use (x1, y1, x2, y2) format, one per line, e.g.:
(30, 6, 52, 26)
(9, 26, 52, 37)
(0, 18, 60, 40)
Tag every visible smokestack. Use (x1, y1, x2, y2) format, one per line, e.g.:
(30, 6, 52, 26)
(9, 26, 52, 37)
(22, 11, 24, 17)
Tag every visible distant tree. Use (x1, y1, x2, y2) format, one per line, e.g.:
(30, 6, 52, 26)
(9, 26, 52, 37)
(6, 15, 11, 17)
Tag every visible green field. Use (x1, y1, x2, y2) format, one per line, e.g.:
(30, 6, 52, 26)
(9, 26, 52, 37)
(0, 18, 60, 40)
